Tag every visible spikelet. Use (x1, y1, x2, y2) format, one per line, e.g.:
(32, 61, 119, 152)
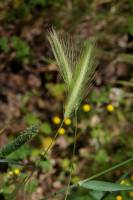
(64, 39, 97, 118)
(0, 125, 38, 157)
(47, 28, 76, 88)
(47, 28, 97, 119)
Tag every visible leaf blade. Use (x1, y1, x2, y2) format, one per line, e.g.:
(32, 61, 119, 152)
(79, 180, 133, 192)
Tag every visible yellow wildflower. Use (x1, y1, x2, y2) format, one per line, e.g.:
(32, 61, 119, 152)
(120, 179, 130, 186)
(129, 191, 133, 197)
(52, 116, 61, 125)
(14, 168, 20, 175)
(64, 118, 71, 126)
(130, 175, 133, 181)
(120, 179, 126, 185)
(58, 127, 65, 135)
(116, 195, 123, 200)
(8, 171, 13, 177)
(106, 104, 114, 112)
(82, 104, 91, 112)
(42, 137, 53, 149)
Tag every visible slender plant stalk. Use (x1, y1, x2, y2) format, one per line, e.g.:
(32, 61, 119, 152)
(41, 120, 64, 156)
(0, 159, 26, 166)
(42, 157, 133, 199)
(79, 157, 133, 185)
(64, 111, 78, 200)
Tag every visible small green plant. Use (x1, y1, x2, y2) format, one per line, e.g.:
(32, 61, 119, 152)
(12, 36, 30, 61)
(6, 0, 62, 22)
(0, 36, 30, 61)
(0, 37, 10, 53)
(0, 125, 38, 157)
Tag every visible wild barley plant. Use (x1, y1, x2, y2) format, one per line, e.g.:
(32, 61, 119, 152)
(46, 29, 133, 200)
(47, 28, 97, 199)
(46, 28, 97, 165)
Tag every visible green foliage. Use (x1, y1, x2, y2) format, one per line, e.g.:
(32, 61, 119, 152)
(24, 113, 41, 126)
(7, 144, 31, 160)
(68, 190, 92, 200)
(6, 0, 62, 22)
(0, 36, 30, 61)
(89, 190, 104, 200)
(25, 178, 38, 194)
(37, 159, 52, 171)
(29, 0, 47, 9)
(0, 37, 9, 53)
(61, 158, 70, 170)
(12, 36, 30, 61)
(129, 0, 133, 12)
(79, 180, 133, 192)
(128, 16, 133, 35)
(0, 125, 38, 157)
(46, 83, 65, 99)
(95, 149, 109, 164)
(40, 123, 52, 135)
(6, 3, 30, 22)
(0, 1, 132, 199)
(90, 88, 109, 104)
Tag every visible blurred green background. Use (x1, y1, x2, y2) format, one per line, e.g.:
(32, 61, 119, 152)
(0, 0, 133, 199)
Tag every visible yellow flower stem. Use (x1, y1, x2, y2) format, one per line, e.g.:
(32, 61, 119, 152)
(42, 119, 65, 156)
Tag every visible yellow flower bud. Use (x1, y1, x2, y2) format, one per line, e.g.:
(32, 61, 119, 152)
(14, 168, 20, 175)
(130, 175, 133, 181)
(64, 118, 71, 126)
(52, 116, 61, 125)
(82, 104, 91, 112)
(120, 179, 126, 185)
(8, 171, 13, 177)
(106, 104, 114, 112)
(42, 137, 53, 149)
(116, 195, 123, 200)
(129, 191, 133, 197)
(58, 128, 65, 135)
(120, 179, 129, 185)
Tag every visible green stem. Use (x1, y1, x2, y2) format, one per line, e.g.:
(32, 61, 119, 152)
(41, 157, 133, 199)
(79, 157, 133, 184)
